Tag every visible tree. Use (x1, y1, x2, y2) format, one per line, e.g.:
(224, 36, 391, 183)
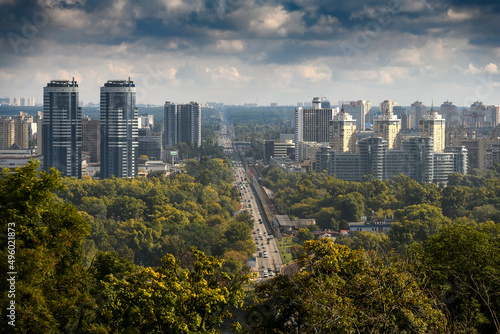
(336, 231, 389, 251)
(425, 222, 500, 333)
(441, 186, 468, 219)
(296, 228, 314, 244)
(0, 160, 98, 332)
(248, 239, 447, 333)
(99, 248, 252, 333)
(389, 204, 450, 250)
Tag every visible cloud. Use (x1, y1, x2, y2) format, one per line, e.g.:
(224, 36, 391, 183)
(229, 3, 305, 37)
(0, 69, 13, 80)
(215, 39, 245, 52)
(205, 65, 247, 82)
(445, 7, 480, 21)
(379, 70, 393, 84)
(465, 63, 499, 75)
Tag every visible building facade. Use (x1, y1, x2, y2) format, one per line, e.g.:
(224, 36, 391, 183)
(330, 109, 357, 153)
(43, 79, 82, 177)
(374, 108, 401, 149)
(342, 100, 372, 130)
(82, 118, 100, 163)
(295, 97, 335, 161)
(0, 118, 15, 149)
(410, 101, 426, 129)
(163, 101, 201, 148)
(316, 137, 467, 183)
(419, 109, 446, 152)
(100, 79, 138, 178)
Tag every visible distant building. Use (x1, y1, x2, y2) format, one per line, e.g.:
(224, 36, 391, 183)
(379, 100, 397, 114)
(43, 79, 82, 177)
(14, 115, 29, 149)
(0, 149, 42, 172)
(440, 101, 459, 128)
(82, 119, 100, 163)
(419, 108, 446, 152)
(374, 107, 401, 149)
(410, 101, 426, 129)
(316, 136, 467, 183)
(342, 100, 372, 130)
(100, 79, 138, 178)
(330, 108, 357, 153)
(0, 118, 15, 149)
(295, 97, 335, 161)
(138, 114, 154, 129)
(164, 101, 201, 148)
(138, 132, 162, 161)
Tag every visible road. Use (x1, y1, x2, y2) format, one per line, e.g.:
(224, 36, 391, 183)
(231, 162, 283, 280)
(220, 111, 283, 280)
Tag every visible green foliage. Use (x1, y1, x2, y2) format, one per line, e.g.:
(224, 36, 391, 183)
(0, 161, 97, 332)
(335, 231, 389, 251)
(54, 158, 244, 267)
(389, 204, 450, 250)
(248, 239, 447, 333)
(424, 222, 500, 333)
(296, 228, 314, 244)
(99, 248, 252, 333)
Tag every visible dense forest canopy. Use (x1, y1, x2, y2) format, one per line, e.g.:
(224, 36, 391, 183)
(2, 159, 500, 333)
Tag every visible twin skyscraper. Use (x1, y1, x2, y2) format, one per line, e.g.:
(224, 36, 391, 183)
(42, 79, 200, 179)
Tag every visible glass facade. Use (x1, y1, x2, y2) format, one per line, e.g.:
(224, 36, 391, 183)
(43, 79, 82, 177)
(100, 80, 138, 178)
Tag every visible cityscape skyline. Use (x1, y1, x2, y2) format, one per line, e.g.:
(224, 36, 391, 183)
(1, 1, 500, 106)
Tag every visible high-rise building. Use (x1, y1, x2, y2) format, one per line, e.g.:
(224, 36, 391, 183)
(36, 111, 43, 155)
(138, 130, 162, 161)
(358, 137, 387, 180)
(379, 100, 397, 114)
(0, 118, 15, 149)
(163, 101, 202, 148)
(178, 102, 201, 147)
(82, 119, 100, 163)
(342, 100, 372, 130)
(100, 79, 138, 178)
(410, 101, 427, 129)
(330, 108, 357, 153)
(440, 101, 458, 128)
(295, 97, 335, 161)
(487, 105, 500, 127)
(164, 101, 177, 148)
(374, 108, 401, 149)
(43, 79, 82, 177)
(14, 116, 29, 149)
(419, 108, 446, 152)
(403, 137, 434, 183)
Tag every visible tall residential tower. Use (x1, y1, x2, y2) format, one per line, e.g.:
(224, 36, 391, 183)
(163, 101, 201, 148)
(43, 79, 82, 177)
(100, 79, 138, 178)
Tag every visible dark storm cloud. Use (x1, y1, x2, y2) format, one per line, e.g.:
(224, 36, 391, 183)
(2, 0, 498, 61)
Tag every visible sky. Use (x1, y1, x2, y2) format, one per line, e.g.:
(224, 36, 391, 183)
(1, 0, 500, 107)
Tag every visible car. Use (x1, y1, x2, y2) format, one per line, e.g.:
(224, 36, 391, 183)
(263, 272, 268, 278)
(275, 249, 279, 253)
(268, 267, 272, 272)
(264, 253, 268, 258)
